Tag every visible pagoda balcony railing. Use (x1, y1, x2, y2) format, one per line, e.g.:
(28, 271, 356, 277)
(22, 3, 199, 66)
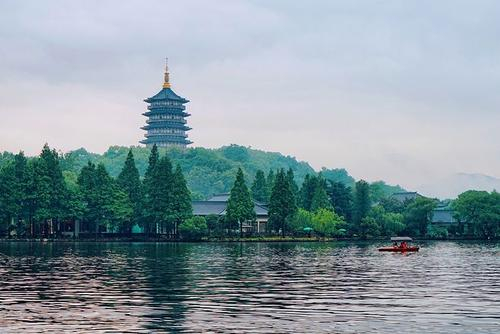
(144, 133, 188, 138)
(141, 125, 191, 131)
(146, 118, 187, 124)
(140, 138, 192, 146)
(147, 105, 186, 111)
(143, 111, 191, 117)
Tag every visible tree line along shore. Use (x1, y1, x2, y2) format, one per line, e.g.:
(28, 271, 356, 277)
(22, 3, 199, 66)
(0, 144, 499, 241)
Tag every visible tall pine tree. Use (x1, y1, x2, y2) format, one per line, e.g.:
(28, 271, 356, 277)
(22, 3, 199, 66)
(353, 180, 371, 234)
(326, 181, 353, 222)
(266, 169, 276, 203)
(269, 169, 297, 237)
(299, 174, 318, 211)
(151, 155, 174, 234)
(287, 168, 299, 199)
(27, 157, 51, 236)
(0, 163, 17, 235)
(169, 164, 192, 237)
(40, 144, 68, 233)
(142, 145, 159, 235)
(13, 152, 29, 234)
(251, 170, 268, 203)
(310, 176, 332, 212)
(226, 168, 256, 238)
(117, 149, 142, 234)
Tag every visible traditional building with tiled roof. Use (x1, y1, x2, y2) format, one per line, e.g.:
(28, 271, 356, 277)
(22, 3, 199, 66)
(192, 194, 269, 234)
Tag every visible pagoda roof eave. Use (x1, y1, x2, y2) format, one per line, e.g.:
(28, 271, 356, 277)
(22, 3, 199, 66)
(144, 87, 189, 103)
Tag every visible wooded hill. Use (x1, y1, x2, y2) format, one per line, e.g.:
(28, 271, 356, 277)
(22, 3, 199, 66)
(0, 144, 405, 200)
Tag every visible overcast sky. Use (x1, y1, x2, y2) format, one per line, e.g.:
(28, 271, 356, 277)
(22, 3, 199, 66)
(1, 0, 499, 195)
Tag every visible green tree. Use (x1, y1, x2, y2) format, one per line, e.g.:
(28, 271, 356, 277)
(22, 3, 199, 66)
(287, 168, 299, 198)
(379, 197, 405, 214)
(403, 197, 437, 237)
(359, 217, 381, 238)
(310, 176, 332, 212)
(326, 181, 353, 222)
(266, 169, 276, 203)
(383, 212, 405, 236)
(26, 158, 51, 237)
(63, 185, 85, 236)
(426, 224, 449, 239)
(117, 149, 142, 234)
(142, 145, 160, 235)
(453, 190, 500, 238)
(312, 208, 347, 238)
(352, 180, 371, 235)
(226, 168, 256, 238)
(13, 152, 29, 235)
(40, 144, 68, 232)
(268, 169, 297, 237)
(251, 170, 268, 203)
(151, 156, 175, 235)
(290, 208, 314, 235)
(78, 163, 121, 237)
(77, 162, 99, 235)
(108, 187, 134, 233)
(0, 163, 17, 236)
(169, 164, 192, 236)
(205, 214, 222, 237)
(179, 216, 208, 241)
(299, 174, 318, 211)
(367, 205, 405, 236)
(27, 144, 69, 237)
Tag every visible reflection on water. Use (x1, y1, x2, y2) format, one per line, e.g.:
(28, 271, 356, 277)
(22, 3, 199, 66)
(0, 241, 499, 333)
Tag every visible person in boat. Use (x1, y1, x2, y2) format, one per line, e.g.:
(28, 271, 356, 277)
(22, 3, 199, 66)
(393, 241, 398, 247)
(400, 241, 407, 249)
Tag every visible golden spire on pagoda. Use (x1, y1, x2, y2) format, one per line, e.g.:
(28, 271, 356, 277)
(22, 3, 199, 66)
(162, 57, 171, 88)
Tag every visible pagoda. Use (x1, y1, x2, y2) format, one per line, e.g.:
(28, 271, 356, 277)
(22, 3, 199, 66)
(141, 60, 192, 147)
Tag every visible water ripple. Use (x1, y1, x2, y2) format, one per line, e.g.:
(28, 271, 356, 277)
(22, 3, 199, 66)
(0, 241, 499, 333)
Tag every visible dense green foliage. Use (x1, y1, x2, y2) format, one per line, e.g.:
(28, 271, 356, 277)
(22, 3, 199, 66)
(0, 145, 405, 200)
(1, 144, 498, 240)
(251, 170, 268, 203)
(326, 181, 353, 222)
(268, 169, 297, 237)
(226, 168, 256, 237)
(453, 190, 500, 238)
(117, 150, 143, 233)
(403, 197, 437, 237)
(179, 216, 208, 241)
(55, 145, 317, 200)
(0, 144, 191, 238)
(353, 180, 371, 234)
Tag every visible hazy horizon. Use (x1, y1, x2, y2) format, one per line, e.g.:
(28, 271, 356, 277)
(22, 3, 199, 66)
(1, 0, 499, 198)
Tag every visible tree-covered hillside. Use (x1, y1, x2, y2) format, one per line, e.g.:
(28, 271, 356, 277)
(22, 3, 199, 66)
(60, 145, 317, 199)
(1, 144, 405, 200)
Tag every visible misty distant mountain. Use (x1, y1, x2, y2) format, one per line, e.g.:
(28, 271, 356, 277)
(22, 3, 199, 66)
(419, 173, 500, 199)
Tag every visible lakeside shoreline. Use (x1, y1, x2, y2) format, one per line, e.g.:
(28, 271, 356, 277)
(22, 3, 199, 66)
(1, 237, 497, 243)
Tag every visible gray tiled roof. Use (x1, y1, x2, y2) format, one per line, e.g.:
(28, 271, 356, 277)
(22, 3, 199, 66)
(192, 200, 268, 217)
(192, 201, 227, 216)
(254, 203, 268, 216)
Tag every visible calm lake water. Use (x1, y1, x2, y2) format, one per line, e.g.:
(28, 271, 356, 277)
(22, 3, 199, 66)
(0, 241, 499, 333)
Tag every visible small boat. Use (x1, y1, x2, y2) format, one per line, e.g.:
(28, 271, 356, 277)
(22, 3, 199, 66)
(378, 237, 419, 252)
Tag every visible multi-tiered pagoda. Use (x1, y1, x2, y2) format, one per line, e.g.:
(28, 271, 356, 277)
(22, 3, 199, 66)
(141, 60, 192, 147)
